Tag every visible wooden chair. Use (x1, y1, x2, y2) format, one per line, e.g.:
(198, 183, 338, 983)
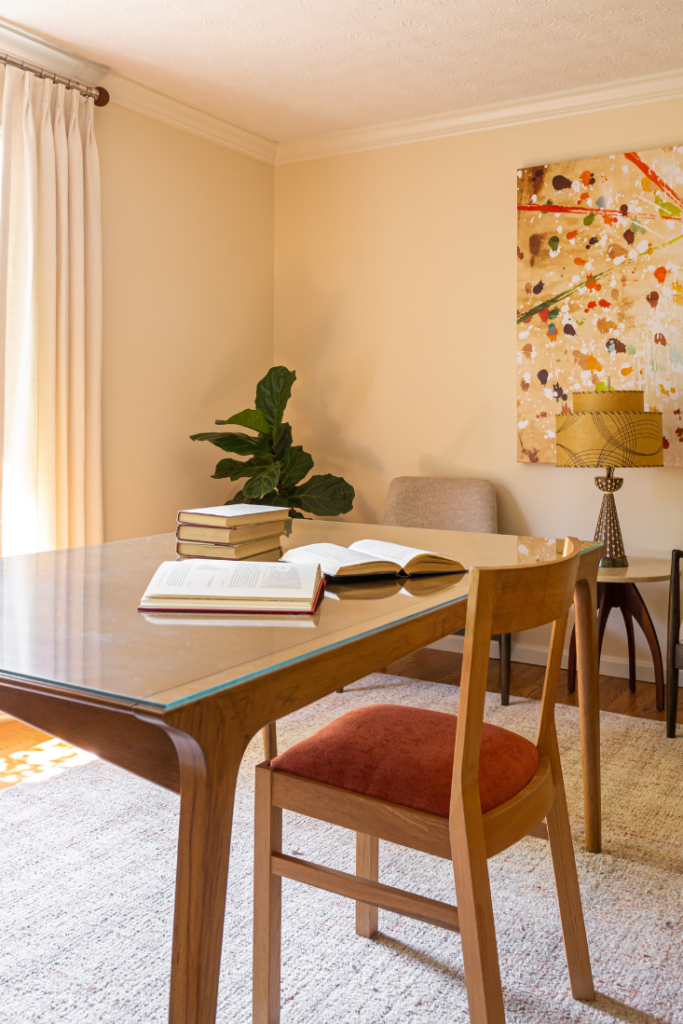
(253, 538, 594, 1024)
(383, 476, 513, 704)
(666, 548, 682, 738)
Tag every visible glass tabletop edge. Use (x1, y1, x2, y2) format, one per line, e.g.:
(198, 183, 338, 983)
(154, 541, 602, 711)
(146, 589, 471, 711)
(0, 589, 469, 711)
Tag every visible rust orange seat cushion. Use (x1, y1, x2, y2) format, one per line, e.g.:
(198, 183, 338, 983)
(270, 704, 539, 818)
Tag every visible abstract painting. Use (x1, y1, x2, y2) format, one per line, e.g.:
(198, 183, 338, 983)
(517, 145, 683, 465)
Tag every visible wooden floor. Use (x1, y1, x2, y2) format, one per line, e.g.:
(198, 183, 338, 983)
(0, 651, 678, 790)
(386, 648, 683, 725)
(0, 715, 91, 790)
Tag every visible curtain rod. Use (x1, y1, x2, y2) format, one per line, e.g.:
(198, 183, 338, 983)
(0, 50, 109, 106)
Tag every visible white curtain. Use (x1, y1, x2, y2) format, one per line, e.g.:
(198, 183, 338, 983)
(0, 66, 103, 556)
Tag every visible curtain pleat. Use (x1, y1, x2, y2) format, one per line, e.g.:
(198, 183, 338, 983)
(54, 84, 70, 550)
(0, 66, 103, 556)
(37, 76, 58, 552)
(81, 95, 103, 545)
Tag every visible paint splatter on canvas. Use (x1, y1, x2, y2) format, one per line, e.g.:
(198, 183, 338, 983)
(517, 146, 683, 465)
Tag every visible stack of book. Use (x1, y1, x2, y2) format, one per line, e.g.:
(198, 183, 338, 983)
(176, 504, 290, 561)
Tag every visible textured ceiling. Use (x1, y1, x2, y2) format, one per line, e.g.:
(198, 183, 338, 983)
(3, 1, 683, 142)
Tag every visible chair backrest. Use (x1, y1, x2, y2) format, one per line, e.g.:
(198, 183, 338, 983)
(451, 538, 581, 819)
(383, 476, 498, 534)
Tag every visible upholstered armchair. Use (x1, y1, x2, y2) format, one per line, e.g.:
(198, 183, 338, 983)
(382, 476, 512, 704)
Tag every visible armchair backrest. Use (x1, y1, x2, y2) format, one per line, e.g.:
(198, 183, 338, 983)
(383, 476, 498, 534)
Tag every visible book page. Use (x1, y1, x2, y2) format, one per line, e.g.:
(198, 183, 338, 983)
(143, 559, 317, 601)
(281, 543, 391, 576)
(178, 503, 289, 518)
(349, 538, 435, 569)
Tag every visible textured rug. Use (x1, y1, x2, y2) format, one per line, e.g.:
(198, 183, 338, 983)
(0, 673, 682, 1024)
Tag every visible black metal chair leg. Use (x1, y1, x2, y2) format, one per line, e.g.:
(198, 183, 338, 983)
(499, 633, 511, 706)
(666, 550, 682, 737)
(666, 661, 678, 739)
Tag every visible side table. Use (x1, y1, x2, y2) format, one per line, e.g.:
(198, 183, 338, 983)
(567, 557, 670, 711)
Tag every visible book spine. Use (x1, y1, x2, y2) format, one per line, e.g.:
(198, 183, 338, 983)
(175, 546, 283, 561)
(175, 527, 284, 546)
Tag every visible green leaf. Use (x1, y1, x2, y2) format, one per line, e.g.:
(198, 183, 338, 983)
(289, 474, 354, 517)
(255, 366, 296, 435)
(242, 462, 283, 499)
(288, 508, 305, 519)
(280, 445, 313, 491)
(211, 454, 275, 480)
(190, 431, 271, 456)
(215, 408, 272, 434)
(212, 458, 252, 481)
(273, 422, 292, 465)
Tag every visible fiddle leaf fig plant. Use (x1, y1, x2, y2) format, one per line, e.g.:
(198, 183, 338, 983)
(190, 366, 355, 519)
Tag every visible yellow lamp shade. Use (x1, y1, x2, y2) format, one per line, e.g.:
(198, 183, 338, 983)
(555, 390, 663, 469)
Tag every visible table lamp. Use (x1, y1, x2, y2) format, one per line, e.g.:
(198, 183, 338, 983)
(555, 379, 663, 567)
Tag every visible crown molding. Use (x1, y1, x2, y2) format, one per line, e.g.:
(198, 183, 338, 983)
(103, 76, 277, 164)
(276, 67, 683, 165)
(0, 18, 277, 165)
(2, 19, 683, 170)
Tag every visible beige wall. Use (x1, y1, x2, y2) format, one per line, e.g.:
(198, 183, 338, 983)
(274, 98, 683, 673)
(97, 103, 274, 541)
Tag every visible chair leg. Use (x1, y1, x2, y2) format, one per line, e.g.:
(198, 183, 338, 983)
(261, 722, 278, 761)
(499, 634, 511, 706)
(253, 767, 283, 1024)
(666, 663, 679, 739)
(355, 833, 379, 937)
(566, 625, 577, 693)
(450, 816, 506, 1024)
(545, 741, 595, 1001)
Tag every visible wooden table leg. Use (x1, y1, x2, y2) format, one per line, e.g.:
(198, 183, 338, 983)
(137, 705, 251, 1024)
(574, 573, 602, 853)
(618, 603, 637, 693)
(621, 583, 665, 711)
(596, 582, 614, 653)
(568, 582, 611, 697)
(570, 581, 664, 711)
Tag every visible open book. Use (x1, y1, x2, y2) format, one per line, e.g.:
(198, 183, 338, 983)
(280, 539, 465, 578)
(139, 559, 324, 613)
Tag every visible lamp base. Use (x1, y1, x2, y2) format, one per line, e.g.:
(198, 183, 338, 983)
(594, 472, 628, 568)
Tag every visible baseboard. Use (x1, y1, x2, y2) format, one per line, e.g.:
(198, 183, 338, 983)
(428, 634, 672, 686)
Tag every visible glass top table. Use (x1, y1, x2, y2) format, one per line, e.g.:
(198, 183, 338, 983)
(0, 520, 589, 710)
(0, 520, 603, 1023)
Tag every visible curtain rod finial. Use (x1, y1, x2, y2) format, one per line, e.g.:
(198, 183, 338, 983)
(94, 87, 109, 107)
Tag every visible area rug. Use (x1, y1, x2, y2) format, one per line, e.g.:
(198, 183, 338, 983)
(0, 673, 681, 1024)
